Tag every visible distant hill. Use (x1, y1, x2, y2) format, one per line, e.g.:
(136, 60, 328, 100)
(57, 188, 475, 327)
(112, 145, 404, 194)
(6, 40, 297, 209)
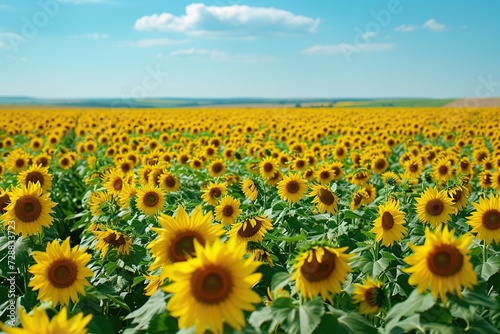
(0, 96, 460, 108)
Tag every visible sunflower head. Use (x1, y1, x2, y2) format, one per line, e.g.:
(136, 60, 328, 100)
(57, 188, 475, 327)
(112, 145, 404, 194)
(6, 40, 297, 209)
(467, 194, 500, 245)
(241, 179, 258, 201)
(228, 215, 273, 243)
(2, 182, 56, 236)
(415, 187, 455, 227)
(0, 307, 92, 334)
(277, 173, 308, 203)
(403, 227, 477, 303)
(28, 238, 94, 306)
(163, 238, 262, 333)
(352, 277, 384, 315)
(292, 245, 354, 301)
(215, 196, 242, 225)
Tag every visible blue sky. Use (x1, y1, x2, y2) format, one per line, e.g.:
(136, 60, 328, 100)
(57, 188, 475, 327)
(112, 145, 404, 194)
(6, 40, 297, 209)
(0, 0, 499, 99)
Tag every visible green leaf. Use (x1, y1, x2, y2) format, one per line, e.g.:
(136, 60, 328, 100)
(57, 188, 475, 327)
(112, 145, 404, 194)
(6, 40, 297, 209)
(270, 272, 291, 293)
(384, 290, 435, 333)
(248, 307, 273, 333)
(461, 290, 499, 309)
(479, 256, 500, 281)
(87, 314, 116, 334)
(123, 291, 166, 333)
(86, 284, 131, 312)
(337, 312, 378, 334)
(148, 312, 178, 334)
(280, 297, 325, 334)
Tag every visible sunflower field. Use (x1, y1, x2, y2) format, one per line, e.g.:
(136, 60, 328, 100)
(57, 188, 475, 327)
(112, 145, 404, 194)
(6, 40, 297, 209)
(0, 107, 500, 334)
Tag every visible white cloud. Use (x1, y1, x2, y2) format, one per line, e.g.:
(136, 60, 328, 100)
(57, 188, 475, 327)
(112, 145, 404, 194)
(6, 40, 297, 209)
(134, 3, 320, 37)
(0, 33, 23, 50)
(124, 38, 188, 48)
(423, 19, 447, 32)
(362, 31, 377, 39)
(0, 41, 10, 49)
(169, 48, 274, 63)
(303, 43, 395, 55)
(71, 33, 110, 39)
(395, 25, 417, 32)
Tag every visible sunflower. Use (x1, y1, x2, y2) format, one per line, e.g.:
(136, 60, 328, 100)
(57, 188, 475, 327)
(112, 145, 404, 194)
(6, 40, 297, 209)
(163, 238, 262, 334)
(5, 149, 31, 173)
(215, 196, 242, 225)
(467, 194, 500, 245)
(144, 274, 163, 296)
(315, 165, 335, 184)
(103, 169, 129, 196)
(479, 170, 493, 189)
(87, 190, 112, 216)
(207, 158, 226, 177)
(148, 205, 225, 277)
(228, 215, 273, 243)
(371, 155, 389, 174)
(259, 157, 279, 179)
(352, 277, 384, 315)
(415, 187, 455, 227)
(350, 189, 368, 211)
(58, 154, 75, 170)
(248, 247, 274, 267)
(447, 185, 469, 213)
(135, 184, 165, 216)
(309, 185, 338, 214)
(28, 238, 94, 306)
(371, 200, 407, 247)
(292, 245, 353, 301)
(158, 171, 181, 193)
(17, 164, 53, 192)
(330, 161, 344, 181)
(381, 171, 401, 185)
(277, 173, 308, 203)
(2, 183, 56, 236)
(0, 307, 92, 334)
(93, 228, 133, 258)
(349, 170, 371, 186)
(403, 156, 423, 179)
(403, 227, 477, 303)
(264, 170, 283, 187)
(361, 183, 377, 205)
(432, 158, 454, 183)
(492, 170, 500, 192)
(0, 189, 10, 214)
(201, 181, 227, 206)
(241, 179, 258, 201)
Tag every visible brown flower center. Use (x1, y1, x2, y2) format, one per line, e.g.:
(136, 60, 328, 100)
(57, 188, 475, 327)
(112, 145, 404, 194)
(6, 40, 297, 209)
(209, 187, 222, 198)
(425, 199, 444, 216)
(211, 162, 223, 174)
(295, 160, 306, 169)
(191, 266, 232, 304)
(14, 195, 42, 222)
(409, 163, 418, 172)
(320, 170, 331, 180)
(15, 158, 26, 168)
(374, 159, 386, 170)
(113, 178, 123, 191)
(286, 180, 300, 194)
(169, 231, 204, 262)
(427, 245, 463, 277)
(381, 212, 394, 230)
(451, 189, 462, 204)
(48, 259, 78, 288)
(263, 162, 273, 172)
(143, 191, 159, 207)
(460, 160, 469, 170)
(60, 158, 70, 166)
(364, 288, 380, 307)
(438, 165, 449, 175)
(25, 171, 44, 188)
(318, 188, 335, 205)
(482, 210, 500, 230)
(0, 193, 10, 213)
(238, 219, 262, 238)
(165, 175, 176, 188)
(38, 157, 49, 167)
(301, 249, 336, 282)
(222, 205, 234, 217)
(104, 233, 126, 247)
